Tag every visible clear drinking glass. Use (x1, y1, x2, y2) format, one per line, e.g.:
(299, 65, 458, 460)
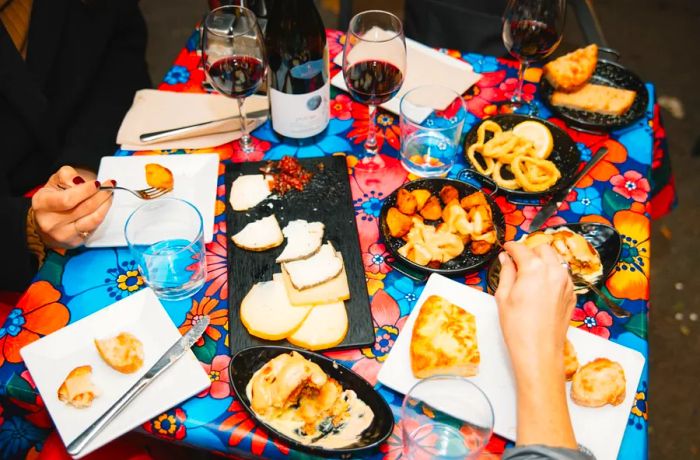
(402, 376, 494, 460)
(343, 10, 406, 170)
(400, 85, 466, 177)
(203, 5, 267, 155)
(125, 198, 206, 301)
(502, 0, 565, 113)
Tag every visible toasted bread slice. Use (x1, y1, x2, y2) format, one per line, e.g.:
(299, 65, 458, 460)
(551, 83, 636, 116)
(410, 295, 480, 379)
(275, 220, 325, 263)
(282, 243, 344, 290)
(58, 365, 99, 408)
(287, 301, 348, 351)
(229, 174, 272, 211)
(232, 214, 284, 251)
(571, 358, 626, 407)
(240, 279, 312, 341)
(94, 332, 144, 374)
(564, 338, 579, 380)
(543, 44, 598, 91)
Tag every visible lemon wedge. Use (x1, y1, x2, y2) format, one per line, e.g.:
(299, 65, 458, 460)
(512, 121, 554, 159)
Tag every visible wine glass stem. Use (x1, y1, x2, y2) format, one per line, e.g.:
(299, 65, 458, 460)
(513, 59, 529, 104)
(364, 104, 379, 155)
(236, 97, 254, 154)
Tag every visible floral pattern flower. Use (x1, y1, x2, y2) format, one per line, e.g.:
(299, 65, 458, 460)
(144, 408, 187, 440)
(256, 119, 352, 159)
(569, 187, 603, 215)
(347, 104, 401, 153)
(116, 270, 144, 292)
(363, 243, 393, 275)
(0, 416, 46, 459)
(326, 289, 408, 385)
(464, 70, 507, 118)
(326, 29, 346, 57)
(179, 297, 228, 345)
(499, 76, 537, 102)
(571, 301, 613, 338)
(203, 233, 229, 299)
(164, 65, 190, 85)
(0, 281, 68, 366)
(611, 171, 651, 202)
(354, 189, 385, 224)
(629, 382, 648, 429)
(220, 399, 289, 456)
(607, 205, 650, 301)
(463, 53, 500, 73)
(230, 137, 270, 163)
(330, 93, 354, 120)
(493, 196, 525, 241)
(384, 272, 422, 317)
(200, 355, 231, 399)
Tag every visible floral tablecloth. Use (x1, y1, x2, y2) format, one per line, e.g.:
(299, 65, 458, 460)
(0, 29, 675, 460)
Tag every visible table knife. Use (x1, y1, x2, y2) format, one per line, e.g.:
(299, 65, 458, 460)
(66, 316, 210, 457)
(139, 109, 269, 143)
(530, 146, 609, 231)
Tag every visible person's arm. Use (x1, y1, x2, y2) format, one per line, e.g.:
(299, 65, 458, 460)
(495, 242, 592, 457)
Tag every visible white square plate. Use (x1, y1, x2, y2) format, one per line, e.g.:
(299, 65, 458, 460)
(87, 154, 219, 247)
(378, 274, 645, 460)
(20, 289, 210, 458)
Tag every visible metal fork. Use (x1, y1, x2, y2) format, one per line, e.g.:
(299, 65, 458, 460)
(100, 185, 172, 200)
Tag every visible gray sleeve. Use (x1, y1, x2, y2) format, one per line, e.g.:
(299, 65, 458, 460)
(503, 445, 596, 460)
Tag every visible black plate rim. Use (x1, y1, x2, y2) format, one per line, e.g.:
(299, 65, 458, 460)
(228, 345, 395, 457)
(540, 59, 649, 131)
(462, 114, 581, 199)
(379, 178, 506, 277)
(486, 221, 622, 292)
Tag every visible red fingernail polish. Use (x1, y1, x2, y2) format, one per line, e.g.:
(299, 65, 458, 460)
(95, 180, 101, 188)
(111, 179, 117, 186)
(72, 176, 85, 185)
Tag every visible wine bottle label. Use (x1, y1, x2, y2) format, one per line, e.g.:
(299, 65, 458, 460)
(269, 81, 330, 138)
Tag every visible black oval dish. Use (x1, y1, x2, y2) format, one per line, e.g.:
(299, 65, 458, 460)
(486, 222, 622, 293)
(379, 178, 505, 281)
(540, 60, 649, 131)
(462, 114, 581, 201)
(229, 346, 394, 458)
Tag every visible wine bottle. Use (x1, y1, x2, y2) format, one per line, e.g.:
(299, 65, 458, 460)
(265, 0, 330, 139)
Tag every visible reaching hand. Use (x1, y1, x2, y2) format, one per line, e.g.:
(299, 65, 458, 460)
(32, 166, 115, 249)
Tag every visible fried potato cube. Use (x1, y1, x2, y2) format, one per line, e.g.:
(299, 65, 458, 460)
(411, 189, 432, 211)
(470, 240, 493, 255)
(439, 185, 460, 205)
(419, 196, 442, 221)
(397, 188, 418, 215)
(387, 207, 413, 238)
(460, 191, 488, 210)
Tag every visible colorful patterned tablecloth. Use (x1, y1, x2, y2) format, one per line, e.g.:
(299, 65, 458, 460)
(0, 30, 675, 459)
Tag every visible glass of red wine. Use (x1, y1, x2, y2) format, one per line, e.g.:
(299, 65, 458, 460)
(502, 0, 565, 113)
(203, 5, 266, 155)
(343, 10, 406, 169)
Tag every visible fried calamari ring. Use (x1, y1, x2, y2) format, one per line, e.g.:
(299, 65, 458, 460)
(467, 144, 495, 175)
(491, 162, 521, 190)
(511, 155, 561, 192)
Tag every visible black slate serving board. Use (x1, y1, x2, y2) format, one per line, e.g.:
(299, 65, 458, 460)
(225, 155, 374, 354)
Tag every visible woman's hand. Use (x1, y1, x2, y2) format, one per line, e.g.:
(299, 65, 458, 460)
(31, 166, 116, 249)
(494, 241, 578, 449)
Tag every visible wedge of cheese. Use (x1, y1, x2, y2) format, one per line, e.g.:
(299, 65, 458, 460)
(275, 220, 325, 263)
(282, 242, 343, 290)
(232, 214, 284, 251)
(551, 83, 636, 116)
(240, 279, 312, 341)
(274, 262, 350, 306)
(287, 301, 348, 350)
(57, 365, 99, 408)
(229, 174, 272, 211)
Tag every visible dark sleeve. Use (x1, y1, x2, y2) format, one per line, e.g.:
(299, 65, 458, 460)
(0, 196, 35, 291)
(503, 445, 596, 460)
(58, 0, 151, 171)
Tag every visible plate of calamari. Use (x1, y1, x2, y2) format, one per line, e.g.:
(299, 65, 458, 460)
(462, 114, 580, 200)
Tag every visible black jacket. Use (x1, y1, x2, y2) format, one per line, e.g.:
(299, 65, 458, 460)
(0, 0, 150, 290)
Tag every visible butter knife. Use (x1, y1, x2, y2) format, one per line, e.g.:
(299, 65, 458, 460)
(139, 109, 269, 143)
(66, 316, 210, 457)
(530, 146, 609, 231)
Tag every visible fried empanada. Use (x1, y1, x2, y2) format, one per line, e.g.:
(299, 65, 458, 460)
(571, 358, 626, 407)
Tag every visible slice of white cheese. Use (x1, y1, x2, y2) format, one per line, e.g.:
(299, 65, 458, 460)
(229, 174, 272, 211)
(240, 279, 312, 341)
(287, 301, 348, 350)
(275, 258, 350, 306)
(232, 214, 284, 251)
(282, 242, 343, 290)
(275, 220, 325, 263)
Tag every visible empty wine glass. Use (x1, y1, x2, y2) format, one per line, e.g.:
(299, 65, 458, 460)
(502, 0, 565, 113)
(343, 10, 406, 169)
(203, 5, 266, 155)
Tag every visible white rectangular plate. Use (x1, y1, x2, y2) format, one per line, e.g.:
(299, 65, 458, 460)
(20, 289, 210, 458)
(331, 37, 482, 117)
(87, 153, 219, 247)
(378, 274, 645, 460)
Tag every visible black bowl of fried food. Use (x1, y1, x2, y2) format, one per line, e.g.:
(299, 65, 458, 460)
(462, 114, 581, 200)
(486, 222, 622, 294)
(379, 178, 505, 281)
(229, 346, 394, 457)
